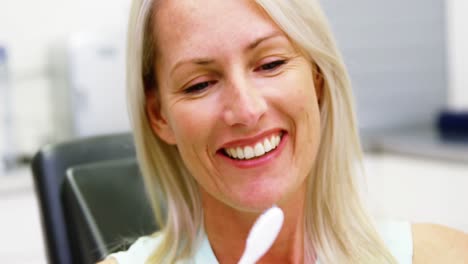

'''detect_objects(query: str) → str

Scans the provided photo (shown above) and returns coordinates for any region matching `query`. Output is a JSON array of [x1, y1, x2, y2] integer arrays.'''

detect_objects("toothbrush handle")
[[237, 254, 252, 264]]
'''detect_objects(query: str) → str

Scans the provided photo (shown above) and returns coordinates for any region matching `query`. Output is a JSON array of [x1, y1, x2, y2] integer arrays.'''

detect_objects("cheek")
[[286, 74, 321, 149], [298, 87, 321, 136], [170, 111, 204, 146], [281, 74, 319, 120], [167, 100, 218, 152], [168, 108, 209, 177]]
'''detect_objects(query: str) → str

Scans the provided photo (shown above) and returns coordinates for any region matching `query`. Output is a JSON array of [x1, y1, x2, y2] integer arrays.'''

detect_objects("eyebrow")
[[170, 31, 284, 77], [247, 31, 283, 50]]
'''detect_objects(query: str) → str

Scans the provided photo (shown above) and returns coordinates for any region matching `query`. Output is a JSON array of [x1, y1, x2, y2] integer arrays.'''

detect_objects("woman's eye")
[[256, 60, 286, 72], [184, 80, 216, 94]]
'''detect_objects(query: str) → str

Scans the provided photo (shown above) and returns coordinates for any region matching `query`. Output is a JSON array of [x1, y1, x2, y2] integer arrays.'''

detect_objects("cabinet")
[[363, 153, 468, 233]]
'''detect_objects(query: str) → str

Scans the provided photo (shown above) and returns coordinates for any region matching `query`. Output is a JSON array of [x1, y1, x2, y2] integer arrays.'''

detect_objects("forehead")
[[152, 0, 282, 64]]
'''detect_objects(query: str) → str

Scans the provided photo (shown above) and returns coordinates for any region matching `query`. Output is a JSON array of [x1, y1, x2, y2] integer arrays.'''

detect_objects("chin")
[[231, 175, 308, 214], [227, 185, 287, 213]]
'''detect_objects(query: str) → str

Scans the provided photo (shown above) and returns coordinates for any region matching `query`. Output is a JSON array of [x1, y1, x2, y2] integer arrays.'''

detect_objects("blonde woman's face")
[[148, 0, 322, 211]]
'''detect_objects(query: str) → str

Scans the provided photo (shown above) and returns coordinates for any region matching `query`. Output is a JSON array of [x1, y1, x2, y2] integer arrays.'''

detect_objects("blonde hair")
[[126, 0, 397, 263]]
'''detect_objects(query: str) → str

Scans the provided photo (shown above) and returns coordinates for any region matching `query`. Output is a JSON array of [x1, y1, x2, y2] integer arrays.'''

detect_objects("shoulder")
[[97, 258, 117, 264], [412, 223, 468, 264], [100, 234, 164, 264]]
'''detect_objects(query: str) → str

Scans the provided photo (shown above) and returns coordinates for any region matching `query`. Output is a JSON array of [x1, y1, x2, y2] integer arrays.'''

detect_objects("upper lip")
[[218, 129, 285, 150]]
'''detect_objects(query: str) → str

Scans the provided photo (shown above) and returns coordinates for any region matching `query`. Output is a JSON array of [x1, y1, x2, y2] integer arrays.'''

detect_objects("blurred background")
[[0, 0, 467, 263]]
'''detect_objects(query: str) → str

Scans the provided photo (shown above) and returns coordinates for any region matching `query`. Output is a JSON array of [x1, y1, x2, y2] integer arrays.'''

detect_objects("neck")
[[202, 184, 309, 264]]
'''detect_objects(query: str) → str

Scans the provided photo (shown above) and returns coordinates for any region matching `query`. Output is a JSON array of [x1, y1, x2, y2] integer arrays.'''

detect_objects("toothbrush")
[[237, 205, 284, 264]]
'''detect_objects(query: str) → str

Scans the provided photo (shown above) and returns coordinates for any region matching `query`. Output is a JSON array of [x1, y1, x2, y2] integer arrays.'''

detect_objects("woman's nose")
[[222, 77, 267, 128]]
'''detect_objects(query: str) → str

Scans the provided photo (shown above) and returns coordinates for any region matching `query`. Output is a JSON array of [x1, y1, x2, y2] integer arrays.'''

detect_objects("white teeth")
[[244, 146, 254, 159], [274, 135, 280, 146], [224, 133, 283, 160], [254, 143, 265, 157], [236, 147, 244, 159], [263, 138, 272, 152], [229, 148, 238, 158]]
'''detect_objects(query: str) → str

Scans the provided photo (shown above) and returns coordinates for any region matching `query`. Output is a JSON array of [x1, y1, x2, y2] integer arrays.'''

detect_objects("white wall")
[[0, 0, 130, 72], [447, 0, 468, 110], [0, 0, 130, 154], [365, 154, 468, 233], [323, 0, 447, 131]]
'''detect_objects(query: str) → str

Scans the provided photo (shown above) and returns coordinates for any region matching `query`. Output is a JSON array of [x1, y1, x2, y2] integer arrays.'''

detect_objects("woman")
[[101, 0, 468, 263]]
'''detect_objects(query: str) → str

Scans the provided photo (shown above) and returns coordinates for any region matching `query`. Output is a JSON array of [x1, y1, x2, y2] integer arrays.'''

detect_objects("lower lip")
[[218, 133, 288, 169]]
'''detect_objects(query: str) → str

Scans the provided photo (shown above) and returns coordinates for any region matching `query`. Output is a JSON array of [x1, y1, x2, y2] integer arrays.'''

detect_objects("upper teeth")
[[224, 134, 282, 160]]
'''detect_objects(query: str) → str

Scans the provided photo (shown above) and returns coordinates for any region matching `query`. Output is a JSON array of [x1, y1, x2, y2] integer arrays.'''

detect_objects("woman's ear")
[[313, 63, 324, 106], [146, 90, 177, 145]]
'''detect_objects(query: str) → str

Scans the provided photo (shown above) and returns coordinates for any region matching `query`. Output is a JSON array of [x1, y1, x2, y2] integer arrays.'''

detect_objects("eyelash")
[[184, 80, 217, 94], [255, 59, 287, 72], [183, 60, 287, 94]]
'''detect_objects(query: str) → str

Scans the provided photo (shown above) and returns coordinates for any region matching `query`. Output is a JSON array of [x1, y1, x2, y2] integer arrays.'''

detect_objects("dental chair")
[[31, 133, 157, 264], [63, 158, 156, 263]]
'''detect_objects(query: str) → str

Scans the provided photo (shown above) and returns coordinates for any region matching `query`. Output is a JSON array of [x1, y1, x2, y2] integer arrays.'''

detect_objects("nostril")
[[222, 99, 267, 127]]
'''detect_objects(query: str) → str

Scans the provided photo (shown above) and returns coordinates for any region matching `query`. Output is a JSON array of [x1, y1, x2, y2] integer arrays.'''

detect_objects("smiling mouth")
[[221, 131, 285, 160]]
